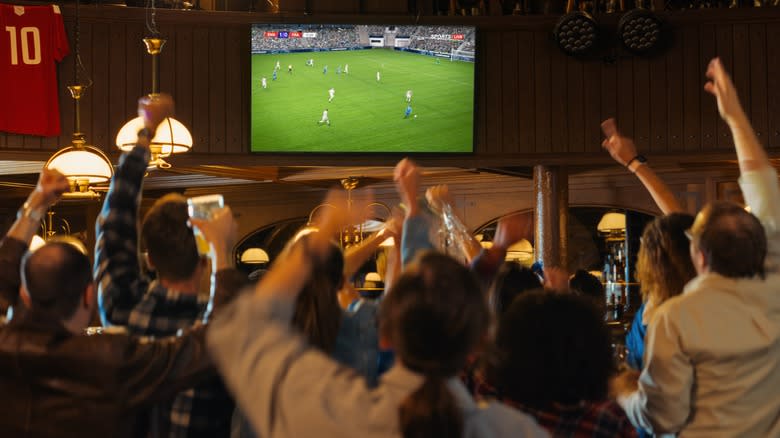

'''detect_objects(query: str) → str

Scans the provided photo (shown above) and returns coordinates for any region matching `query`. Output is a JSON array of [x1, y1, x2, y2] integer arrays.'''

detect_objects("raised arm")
[[342, 216, 399, 281], [94, 95, 174, 326], [207, 189, 380, 437], [426, 185, 482, 263], [0, 169, 69, 309], [601, 119, 683, 215], [394, 158, 435, 266], [705, 58, 768, 173]]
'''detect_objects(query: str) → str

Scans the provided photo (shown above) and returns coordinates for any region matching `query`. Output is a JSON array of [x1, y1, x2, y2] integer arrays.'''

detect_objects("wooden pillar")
[[533, 165, 568, 270]]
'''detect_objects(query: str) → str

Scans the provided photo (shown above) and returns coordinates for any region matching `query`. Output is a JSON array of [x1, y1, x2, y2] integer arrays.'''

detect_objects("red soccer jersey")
[[0, 4, 69, 137]]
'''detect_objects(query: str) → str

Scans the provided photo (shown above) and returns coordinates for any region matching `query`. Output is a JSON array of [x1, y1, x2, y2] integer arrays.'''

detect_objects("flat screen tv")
[[250, 24, 476, 153]]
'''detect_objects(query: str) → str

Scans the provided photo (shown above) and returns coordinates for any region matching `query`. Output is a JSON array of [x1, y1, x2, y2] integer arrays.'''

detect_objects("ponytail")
[[399, 376, 463, 438]]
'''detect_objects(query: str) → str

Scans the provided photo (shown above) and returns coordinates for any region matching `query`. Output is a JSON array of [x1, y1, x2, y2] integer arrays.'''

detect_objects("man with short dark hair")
[[96, 96, 238, 436], [613, 59, 780, 437]]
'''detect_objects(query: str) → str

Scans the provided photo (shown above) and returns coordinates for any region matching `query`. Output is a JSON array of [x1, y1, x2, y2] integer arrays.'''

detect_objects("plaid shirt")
[[95, 145, 234, 438], [462, 358, 636, 438]]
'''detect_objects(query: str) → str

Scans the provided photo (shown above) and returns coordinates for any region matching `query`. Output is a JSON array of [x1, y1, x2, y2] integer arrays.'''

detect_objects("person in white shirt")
[[328, 88, 335, 102], [207, 168, 548, 438], [612, 57, 780, 438], [317, 109, 330, 126], [405, 89, 412, 103], [344, 63, 349, 74], [376, 71, 381, 82], [261, 77, 267, 89]]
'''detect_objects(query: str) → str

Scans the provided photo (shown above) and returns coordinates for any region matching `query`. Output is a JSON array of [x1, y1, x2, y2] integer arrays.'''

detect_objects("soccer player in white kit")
[[261, 77, 267, 89], [376, 71, 381, 82], [405, 89, 412, 102], [318, 109, 330, 126], [275, 60, 280, 71], [344, 64, 349, 74], [328, 88, 335, 102]]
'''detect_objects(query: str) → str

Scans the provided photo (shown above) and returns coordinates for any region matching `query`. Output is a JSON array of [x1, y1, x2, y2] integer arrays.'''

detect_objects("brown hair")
[[380, 252, 489, 438], [691, 201, 766, 279], [141, 193, 201, 281], [636, 213, 697, 304], [291, 234, 344, 353]]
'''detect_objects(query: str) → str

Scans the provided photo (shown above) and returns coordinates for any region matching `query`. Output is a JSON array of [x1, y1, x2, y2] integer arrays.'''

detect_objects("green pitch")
[[250, 49, 474, 153]]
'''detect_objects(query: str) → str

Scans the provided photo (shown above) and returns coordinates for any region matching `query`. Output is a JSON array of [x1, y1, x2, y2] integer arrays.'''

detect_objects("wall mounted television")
[[250, 24, 476, 153]]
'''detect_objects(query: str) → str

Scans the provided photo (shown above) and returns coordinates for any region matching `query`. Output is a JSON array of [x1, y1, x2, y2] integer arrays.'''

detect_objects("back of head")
[[490, 262, 542, 317], [569, 269, 604, 303], [380, 252, 489, 438], [636, 213, 697, 303], [691, 201, 766, 279], [487, 291, 613, 408], [291, 234, 344, 353], [141, 193, 200, 281], [22, 242, 92, 320]]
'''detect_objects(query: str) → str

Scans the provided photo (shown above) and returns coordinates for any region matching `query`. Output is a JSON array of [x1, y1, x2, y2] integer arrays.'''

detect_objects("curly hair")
[[635, 213, 696, 305], [486, 291, 613, 408]]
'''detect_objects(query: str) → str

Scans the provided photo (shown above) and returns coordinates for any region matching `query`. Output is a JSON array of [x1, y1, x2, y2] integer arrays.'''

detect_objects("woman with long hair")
[[208, 189, 547, 438]]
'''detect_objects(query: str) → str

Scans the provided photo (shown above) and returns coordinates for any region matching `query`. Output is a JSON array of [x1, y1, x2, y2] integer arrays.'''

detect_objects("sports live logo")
[[264, 31, 303, 38], [452, 34, 465, 40]]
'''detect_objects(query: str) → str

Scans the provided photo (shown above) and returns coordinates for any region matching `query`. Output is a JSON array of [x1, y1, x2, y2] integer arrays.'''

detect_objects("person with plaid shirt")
[[95, 96, 237, 438], [482, 291, 636, 438]]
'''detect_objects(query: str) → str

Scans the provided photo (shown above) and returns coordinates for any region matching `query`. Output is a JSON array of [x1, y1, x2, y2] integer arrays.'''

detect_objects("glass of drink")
[[187, 194, 224, 255]]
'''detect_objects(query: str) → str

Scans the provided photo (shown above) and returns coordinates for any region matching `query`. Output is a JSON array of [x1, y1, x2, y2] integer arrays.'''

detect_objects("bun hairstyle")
[[380, 252, 489, 438]]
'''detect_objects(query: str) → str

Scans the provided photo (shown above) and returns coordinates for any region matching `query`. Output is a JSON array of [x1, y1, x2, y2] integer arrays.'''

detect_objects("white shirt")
[[208, 295, 548, 438], [620, 166, 780, 437]]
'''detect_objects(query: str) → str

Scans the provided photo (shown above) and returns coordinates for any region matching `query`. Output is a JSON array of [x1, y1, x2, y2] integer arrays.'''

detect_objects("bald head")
[[22, 242, 92, 319], [690, 201, 766, 279]]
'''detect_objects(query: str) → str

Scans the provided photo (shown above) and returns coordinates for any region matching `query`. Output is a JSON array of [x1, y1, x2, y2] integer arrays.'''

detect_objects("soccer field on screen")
[[250, 49, 474, 153]]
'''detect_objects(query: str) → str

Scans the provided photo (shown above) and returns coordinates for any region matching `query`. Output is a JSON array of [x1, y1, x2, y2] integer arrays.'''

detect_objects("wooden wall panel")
[[699, 23, 717, 152], [224, 27, 245, 154], [582, 60, 601, 154], [209, 28, 227, 154], [666, 35, 684, 153], [108, 23, 128, 151], [566, 58, 584, 153], [748, 24, 767, 143], [516, 31, 535, 154], [174, 26, 195, 132], [767, 23, 780, 150], [532, 31, 551, 154], [483, 31, 502, 153], [2, 7, 779, 166], [191, 27, 211, 151], [501, 32, 519, 153], [549, 45, 567, 153], [649, 55, 667, 154], [682, 26, 700, 153], [633, 57, 650, 152]]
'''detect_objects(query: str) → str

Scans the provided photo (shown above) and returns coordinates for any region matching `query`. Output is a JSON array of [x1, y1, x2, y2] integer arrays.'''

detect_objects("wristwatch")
[[17, 200, 44, 222], [626, 155, 647, 173]]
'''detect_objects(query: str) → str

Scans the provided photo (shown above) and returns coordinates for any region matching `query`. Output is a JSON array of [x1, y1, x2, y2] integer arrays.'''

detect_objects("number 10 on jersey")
[[5, 26, 41, 65]]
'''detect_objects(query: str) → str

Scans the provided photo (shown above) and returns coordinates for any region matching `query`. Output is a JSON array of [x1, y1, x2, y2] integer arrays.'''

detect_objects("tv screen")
[[250, 24, 476, 153]]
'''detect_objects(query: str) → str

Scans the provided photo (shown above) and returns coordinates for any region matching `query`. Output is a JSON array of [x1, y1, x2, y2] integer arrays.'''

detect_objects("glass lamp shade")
[[240, 248, 270, 264], [115, 116, 193, 156], [505, 239, 534, 264], [45, 145, 113, 184], [30, 235, 46, 252], [597, 212, 626, 234]]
